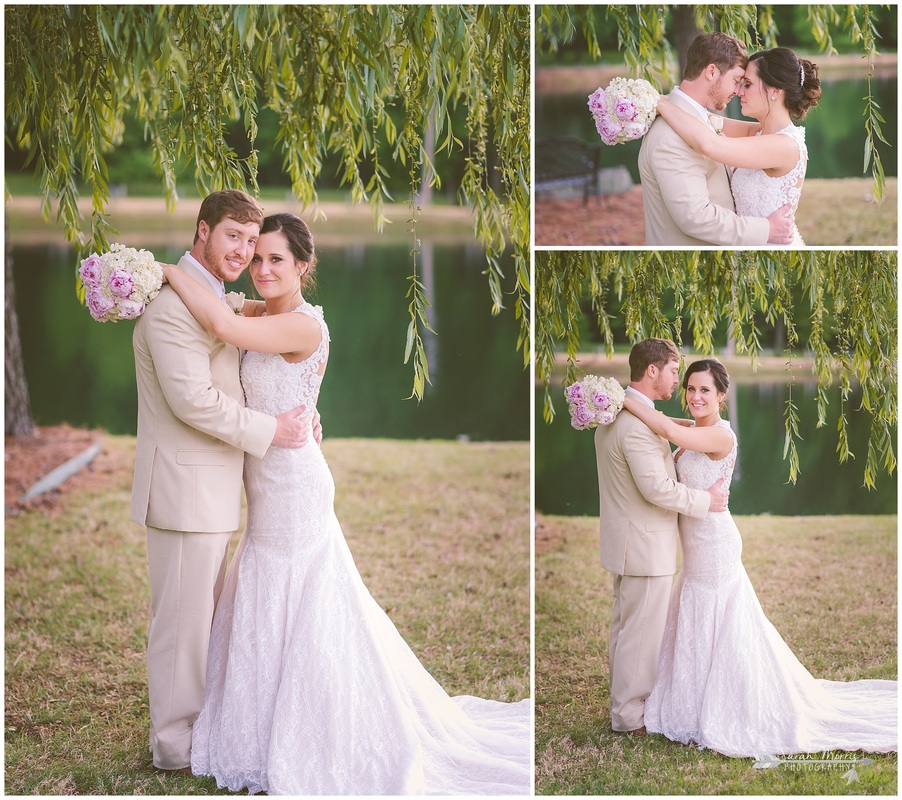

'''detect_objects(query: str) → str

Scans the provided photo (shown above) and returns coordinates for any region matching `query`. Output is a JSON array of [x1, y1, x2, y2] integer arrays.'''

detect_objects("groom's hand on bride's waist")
[[706, 479, 729, 513], [311, 410, 323, 446], [766, 203, 795, 245], [272, 404, 311, 449]]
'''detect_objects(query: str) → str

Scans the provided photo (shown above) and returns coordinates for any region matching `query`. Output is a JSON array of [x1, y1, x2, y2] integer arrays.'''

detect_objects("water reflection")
[[12, 241, 528, 441], [536, 382, 896, 517]]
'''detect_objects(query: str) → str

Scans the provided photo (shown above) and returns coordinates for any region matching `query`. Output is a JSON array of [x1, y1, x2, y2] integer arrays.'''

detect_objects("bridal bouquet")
[[565, 375, 625, 430], [79, 244, 163, 322], [588, 77, 660, 146]]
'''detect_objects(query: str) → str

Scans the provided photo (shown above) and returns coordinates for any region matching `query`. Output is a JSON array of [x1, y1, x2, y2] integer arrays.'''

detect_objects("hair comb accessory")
[[799, 62, 804, 87]]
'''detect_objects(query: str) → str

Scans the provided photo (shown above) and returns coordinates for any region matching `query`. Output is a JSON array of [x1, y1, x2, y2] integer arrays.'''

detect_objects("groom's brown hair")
[[683, 32, 748, 80], [629, 339, 681, 381], [193, 190, 265, 244]]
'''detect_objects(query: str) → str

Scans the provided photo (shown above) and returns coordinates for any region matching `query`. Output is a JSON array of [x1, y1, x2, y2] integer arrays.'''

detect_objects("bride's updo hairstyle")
[[749, 47, 821, 120], [682, 358, 730, 409], [261, 212, 318, 293]]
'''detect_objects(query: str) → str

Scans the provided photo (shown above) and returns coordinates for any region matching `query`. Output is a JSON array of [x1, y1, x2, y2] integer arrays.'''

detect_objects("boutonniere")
[[707, 113, 725, 136], [225, 291, 246, 315]]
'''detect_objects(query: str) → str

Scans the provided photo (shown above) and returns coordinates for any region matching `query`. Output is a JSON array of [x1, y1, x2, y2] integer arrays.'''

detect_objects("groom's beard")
[[203, 239, 249, 284], [708, 84, 736, 112], [653, 376, 678, 401]]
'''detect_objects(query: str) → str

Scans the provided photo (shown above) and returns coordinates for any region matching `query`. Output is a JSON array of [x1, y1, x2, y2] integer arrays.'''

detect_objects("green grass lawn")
[[535, 513, 898, 795], [5, 436, 530, 795], [798, 178, 897, 246]]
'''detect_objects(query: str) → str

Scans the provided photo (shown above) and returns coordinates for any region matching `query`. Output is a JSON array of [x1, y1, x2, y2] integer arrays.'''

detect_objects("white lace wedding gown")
[[731, 123, 808, 247], [645, 420, 897, 757], [190, 303, 531, 795]]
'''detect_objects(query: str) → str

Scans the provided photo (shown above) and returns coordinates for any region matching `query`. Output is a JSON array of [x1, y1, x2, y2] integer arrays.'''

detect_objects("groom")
[[638, 32, 795, 246], [131, 189, 317, 773], [595, 338, 726, 734]]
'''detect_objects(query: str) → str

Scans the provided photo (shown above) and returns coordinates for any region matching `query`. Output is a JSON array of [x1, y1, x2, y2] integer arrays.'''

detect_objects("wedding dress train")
[[190, 303, 531, 795], [645, 420, 897, 757]]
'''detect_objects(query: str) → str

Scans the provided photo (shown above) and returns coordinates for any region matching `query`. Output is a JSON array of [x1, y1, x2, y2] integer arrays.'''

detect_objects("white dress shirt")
[[625, 385, 656, 409], [184, 251, 226, 300], [670, 86, 714, 124]]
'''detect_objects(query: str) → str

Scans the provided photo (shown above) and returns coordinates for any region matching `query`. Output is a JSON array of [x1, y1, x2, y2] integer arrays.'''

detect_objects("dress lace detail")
[[644, 420, 897, 757], [190, 303, 531, 795], [731, 124, 808, 247]]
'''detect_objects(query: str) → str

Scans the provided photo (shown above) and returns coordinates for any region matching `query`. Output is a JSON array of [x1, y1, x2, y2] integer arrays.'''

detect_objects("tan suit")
[[638, 91, 770, 246], [131, 257, 276, 769], [595, 395, 709, 731]]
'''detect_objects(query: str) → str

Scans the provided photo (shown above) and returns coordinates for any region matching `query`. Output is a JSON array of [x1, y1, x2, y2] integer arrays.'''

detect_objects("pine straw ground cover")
[[535, 513, 897, 795], [5, 432, 530, 795], [534, 177, 898, 247]]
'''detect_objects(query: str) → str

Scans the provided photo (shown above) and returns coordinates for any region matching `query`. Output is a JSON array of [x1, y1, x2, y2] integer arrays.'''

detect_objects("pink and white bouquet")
[[588, 77, 660, 146], [79, 244, 163, 322], [565, 375, 625, 430]]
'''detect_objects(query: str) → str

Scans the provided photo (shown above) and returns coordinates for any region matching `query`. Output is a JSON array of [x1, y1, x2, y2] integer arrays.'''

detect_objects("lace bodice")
[[240, 303, 329, 416], [674, 420, 740, 581], [674, 420, 737, 491], [731, 124, 807, 245]]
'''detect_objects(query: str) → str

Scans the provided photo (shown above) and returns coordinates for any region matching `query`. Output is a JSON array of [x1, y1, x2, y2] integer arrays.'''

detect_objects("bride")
[[656, 47, 821, 247], [622, 359, 896, 757], [162, 213, 531, 795]]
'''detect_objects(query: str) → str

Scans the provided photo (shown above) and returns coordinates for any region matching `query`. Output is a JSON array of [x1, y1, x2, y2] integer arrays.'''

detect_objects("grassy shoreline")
[[535, 512, 898, 795], [4, 191, 476, 247], [5, 435, 530, 795]]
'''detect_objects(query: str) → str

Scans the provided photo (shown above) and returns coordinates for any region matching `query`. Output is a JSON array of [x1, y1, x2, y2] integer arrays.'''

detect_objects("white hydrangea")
[[588, 77, 660, 146], [79, 243, 163, 322]]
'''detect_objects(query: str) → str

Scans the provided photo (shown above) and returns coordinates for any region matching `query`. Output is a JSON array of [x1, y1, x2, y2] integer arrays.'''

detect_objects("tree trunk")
[[673, 6, 702, 78], [5, 216, 33, 436], [420, 104, 435, 206]]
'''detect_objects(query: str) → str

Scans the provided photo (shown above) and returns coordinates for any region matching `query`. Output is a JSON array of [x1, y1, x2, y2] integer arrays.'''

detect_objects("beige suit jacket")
[[638, 91, 770, 246], [130, 257, 276, 533], [595, 407, 709, 577]]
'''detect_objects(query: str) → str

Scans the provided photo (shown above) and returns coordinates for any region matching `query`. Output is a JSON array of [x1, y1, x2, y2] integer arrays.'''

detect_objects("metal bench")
[[535, 136, 602, 205]]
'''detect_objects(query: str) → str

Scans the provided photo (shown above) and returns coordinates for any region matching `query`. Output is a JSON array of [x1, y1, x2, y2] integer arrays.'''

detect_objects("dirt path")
[[535, 187, 645, 247], [5, 425, 130, 516]]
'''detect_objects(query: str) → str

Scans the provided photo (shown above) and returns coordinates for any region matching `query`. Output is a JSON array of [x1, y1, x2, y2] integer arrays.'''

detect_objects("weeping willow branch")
[[535, 250, 897, 489], [535, 4, 893, 203], [5, 5, 529, 400]]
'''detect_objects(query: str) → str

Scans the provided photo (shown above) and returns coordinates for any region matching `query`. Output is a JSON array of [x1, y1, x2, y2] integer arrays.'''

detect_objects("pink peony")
[[623, 121, 648, 140], [614, 97, 637, 121], [79, 255, 103, 287], [572, 403, 596, 430], [116, 298, 145, 319], [587, 88, 607, 116], [588, 78, 660, 147], [86, 287, 116, 321], [595, 116, 623, 145], [565, 383, 585, 403], [592, 391, 611, 411], [108, 268, 135, 298]]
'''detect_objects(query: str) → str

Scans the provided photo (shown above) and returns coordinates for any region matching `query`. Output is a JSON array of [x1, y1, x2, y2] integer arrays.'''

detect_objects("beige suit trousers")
[[146, 526, 233, 769], [609, 573, 672, 732]]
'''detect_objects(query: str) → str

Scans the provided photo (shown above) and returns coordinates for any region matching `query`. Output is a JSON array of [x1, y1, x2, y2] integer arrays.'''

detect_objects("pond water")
[[536, 381, 897, 517], [537, 74, 898, 184], [11, 240, 528, 441]]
